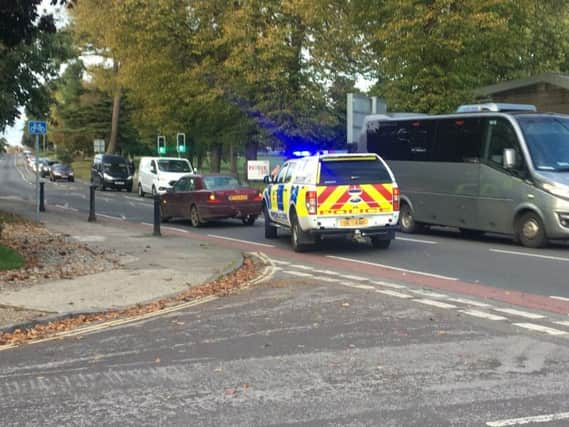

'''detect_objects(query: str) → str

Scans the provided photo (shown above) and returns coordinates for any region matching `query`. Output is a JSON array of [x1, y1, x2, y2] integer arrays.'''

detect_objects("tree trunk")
[[210, 144, 222, 173], [106, 61, 121, 154], [243, 140, 258, 183], [229, 143, 237, 174]]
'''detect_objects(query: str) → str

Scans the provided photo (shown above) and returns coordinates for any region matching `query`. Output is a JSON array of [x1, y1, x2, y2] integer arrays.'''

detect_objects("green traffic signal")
[[176, 133, 186, 154], [157, 135, 166, 155]]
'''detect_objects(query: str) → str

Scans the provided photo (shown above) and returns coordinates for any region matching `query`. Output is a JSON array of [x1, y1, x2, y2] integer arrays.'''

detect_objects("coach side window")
[[434, 118, 484, 163]]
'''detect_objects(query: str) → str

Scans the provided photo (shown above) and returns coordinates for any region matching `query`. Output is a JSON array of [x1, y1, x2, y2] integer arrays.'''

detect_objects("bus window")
[[434, 118, 484, 163]]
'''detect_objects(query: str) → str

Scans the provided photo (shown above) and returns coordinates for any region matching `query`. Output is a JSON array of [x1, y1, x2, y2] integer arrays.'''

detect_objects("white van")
[[137, 157, 194, 197]]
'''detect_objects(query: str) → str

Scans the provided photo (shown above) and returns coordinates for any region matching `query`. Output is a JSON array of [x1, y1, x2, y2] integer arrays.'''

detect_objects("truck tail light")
[[393, 187, 400, 211], [306, 190, 317, 215]]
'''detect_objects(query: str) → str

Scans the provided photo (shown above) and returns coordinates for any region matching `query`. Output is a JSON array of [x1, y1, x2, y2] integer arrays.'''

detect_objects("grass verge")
[[0, 245, 24, 271]]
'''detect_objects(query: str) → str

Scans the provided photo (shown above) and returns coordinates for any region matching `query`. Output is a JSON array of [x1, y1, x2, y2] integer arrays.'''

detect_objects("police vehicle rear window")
[[318, 158, 391, 185]]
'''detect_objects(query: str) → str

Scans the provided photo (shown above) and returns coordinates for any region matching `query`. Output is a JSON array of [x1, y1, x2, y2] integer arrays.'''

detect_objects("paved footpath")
[[0, 197, 243, 329]]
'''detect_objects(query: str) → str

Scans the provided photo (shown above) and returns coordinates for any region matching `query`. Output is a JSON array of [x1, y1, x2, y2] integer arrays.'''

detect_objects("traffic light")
[[157, 135, 166, 155], [176, 133, 186, 154]]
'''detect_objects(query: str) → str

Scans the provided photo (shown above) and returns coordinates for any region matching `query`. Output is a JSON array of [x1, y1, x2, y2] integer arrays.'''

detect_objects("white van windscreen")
[[157, 160, 192, 173]]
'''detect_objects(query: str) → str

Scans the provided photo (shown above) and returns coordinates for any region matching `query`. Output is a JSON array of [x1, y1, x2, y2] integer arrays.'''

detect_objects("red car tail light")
[[252, 192, 263, 201], [393, 187, 400, 211], [306, 190, 317, 215]]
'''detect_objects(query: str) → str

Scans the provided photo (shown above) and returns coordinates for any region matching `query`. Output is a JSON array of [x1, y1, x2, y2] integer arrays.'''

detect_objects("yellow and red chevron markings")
[[316, 184, 394, 215]]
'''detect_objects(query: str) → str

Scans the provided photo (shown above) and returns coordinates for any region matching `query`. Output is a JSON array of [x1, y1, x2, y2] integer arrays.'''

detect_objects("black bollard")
[[39, 181, 45, 212], [153, 194, 161, 236], [88, 184, 96, 222]]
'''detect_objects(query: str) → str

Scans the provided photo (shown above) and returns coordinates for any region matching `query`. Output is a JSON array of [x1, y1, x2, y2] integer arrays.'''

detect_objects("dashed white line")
[[342, 283, 376, 290], [409, 289, 449, 299], [282, 270, 314, 277], [327, 256, 458, 281], [459, 310, 507, 321], [337, 274, 369, 281], [55, 204, 79, 212], [272, 260, 291, 266], [375, 289, 413, 299], [98, 213, 124, 221], [494, 308, 545, 320], [396, 236, 438, 244], [550, 295, 569, 302], [486, 412, 569, 426], [371, 280, 407, 290], [513, 323, 567, 336], [490, 248, 569, 263], [554, 320, 569, 327], [207, 234, 276, 248], [414, 299, 457, 309], [161, 226, 188, 233], [446, 297, 492, 308], [291, 265, 315, 270], [318, 277, 342, 283]]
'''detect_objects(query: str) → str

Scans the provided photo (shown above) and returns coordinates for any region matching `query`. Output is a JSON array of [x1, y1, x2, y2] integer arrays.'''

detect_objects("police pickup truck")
[[263, 153, 400, 252]]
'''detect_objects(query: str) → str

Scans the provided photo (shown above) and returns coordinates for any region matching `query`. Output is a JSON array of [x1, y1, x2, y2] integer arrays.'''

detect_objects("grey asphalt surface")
[[1, 271, 569, 426], [2, 153, 569, 298]]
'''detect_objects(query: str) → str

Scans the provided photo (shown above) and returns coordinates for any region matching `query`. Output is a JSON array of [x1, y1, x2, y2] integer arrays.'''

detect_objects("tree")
[[358, 0, 569, 113], [0, 0, 70, 131], [0, 137, 8, 153]]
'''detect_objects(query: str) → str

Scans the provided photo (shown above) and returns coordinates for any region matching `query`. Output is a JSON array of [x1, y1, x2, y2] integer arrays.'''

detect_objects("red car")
[[160, 174, 263, 226]]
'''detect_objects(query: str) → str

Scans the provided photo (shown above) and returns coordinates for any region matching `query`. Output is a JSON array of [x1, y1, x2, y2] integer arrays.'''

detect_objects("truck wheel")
[[516, 212, 547, 248], [290, 212, 309, 252], [399, 203, 424, 233], [371, 237, 391, 249], [264, 205, 277, 238]]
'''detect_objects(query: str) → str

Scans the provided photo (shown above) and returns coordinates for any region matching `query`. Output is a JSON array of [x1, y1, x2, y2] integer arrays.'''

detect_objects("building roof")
[[475, 72, 569, 96]]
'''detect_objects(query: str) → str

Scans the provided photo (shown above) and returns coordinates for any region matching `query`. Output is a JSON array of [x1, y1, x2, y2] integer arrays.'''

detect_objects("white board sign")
[[247, 160, 270, 180], [93, 139, 105, 153]]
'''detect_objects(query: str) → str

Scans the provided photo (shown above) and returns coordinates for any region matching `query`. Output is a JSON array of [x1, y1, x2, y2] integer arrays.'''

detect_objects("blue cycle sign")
[[28, 121, 47, 135]]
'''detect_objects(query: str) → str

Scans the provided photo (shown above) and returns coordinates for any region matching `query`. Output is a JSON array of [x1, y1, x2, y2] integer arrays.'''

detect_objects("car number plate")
[[115, 181, 124, 185], [229, 194, 248, 201], [339, 218, 368, 227]]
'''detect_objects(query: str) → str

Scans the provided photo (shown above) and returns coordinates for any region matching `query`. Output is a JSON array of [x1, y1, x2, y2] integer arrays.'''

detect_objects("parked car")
[[160, 174, 263, 226], [50, 163, 74, 182], [138, 156, 195, 197], [91, 154, 133, 191]]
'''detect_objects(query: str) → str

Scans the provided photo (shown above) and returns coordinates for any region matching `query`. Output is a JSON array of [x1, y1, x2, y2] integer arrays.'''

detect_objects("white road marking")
[[409, 289, 449, 299], [490, 248, 569, 263], [494, 308, 545, 319], [55, 204, 79, 212], [291, 265, 315, 270], [513, 323, 567, 336], [396, 236, 438, 244], [338, 274, 369, 281], [376, 289, 413, 299], [272, 260, 291, 266], [141, 222, 153, 227], [414, 299, 457, 309], [207, 234, 276, 248], [97, 213, 124, 221], [459, 310, 507, 321], [486, 412, 569, 426], [318, 277, 342, 283], [327, 256, 458, 281], [550, 295, 569, 302], [342, 283, 376, 290], [446, 297, 492, 308], [281, 270, 314, 277], [554, 320, 569, 327], [371, 280, 407, 290], [161, 226, 188, 233]]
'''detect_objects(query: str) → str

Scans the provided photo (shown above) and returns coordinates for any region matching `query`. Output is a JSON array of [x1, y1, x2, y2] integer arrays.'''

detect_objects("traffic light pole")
[[35, 134, 40, 222]]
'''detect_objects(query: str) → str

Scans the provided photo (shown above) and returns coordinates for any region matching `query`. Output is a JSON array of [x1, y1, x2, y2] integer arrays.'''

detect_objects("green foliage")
[[0, 245, 25, 271]]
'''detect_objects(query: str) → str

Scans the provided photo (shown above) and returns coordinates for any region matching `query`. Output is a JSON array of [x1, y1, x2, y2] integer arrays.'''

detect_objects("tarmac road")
[[2, 153, 569, 300], [1, 270, 569, 426]]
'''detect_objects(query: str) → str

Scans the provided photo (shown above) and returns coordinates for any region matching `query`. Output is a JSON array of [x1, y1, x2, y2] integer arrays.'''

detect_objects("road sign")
[[157, 135, 166, 155], [28, 121, 47, 135], [176, 133, 186, 154], [93, 139, 105, 153], [247, 160, 270, 180], [346, 94, 386, 145]]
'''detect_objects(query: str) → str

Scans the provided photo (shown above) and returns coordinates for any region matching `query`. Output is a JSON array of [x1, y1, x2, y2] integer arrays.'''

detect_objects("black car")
[[91, 154, 133, 191], [50, 163, 74, 182]]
